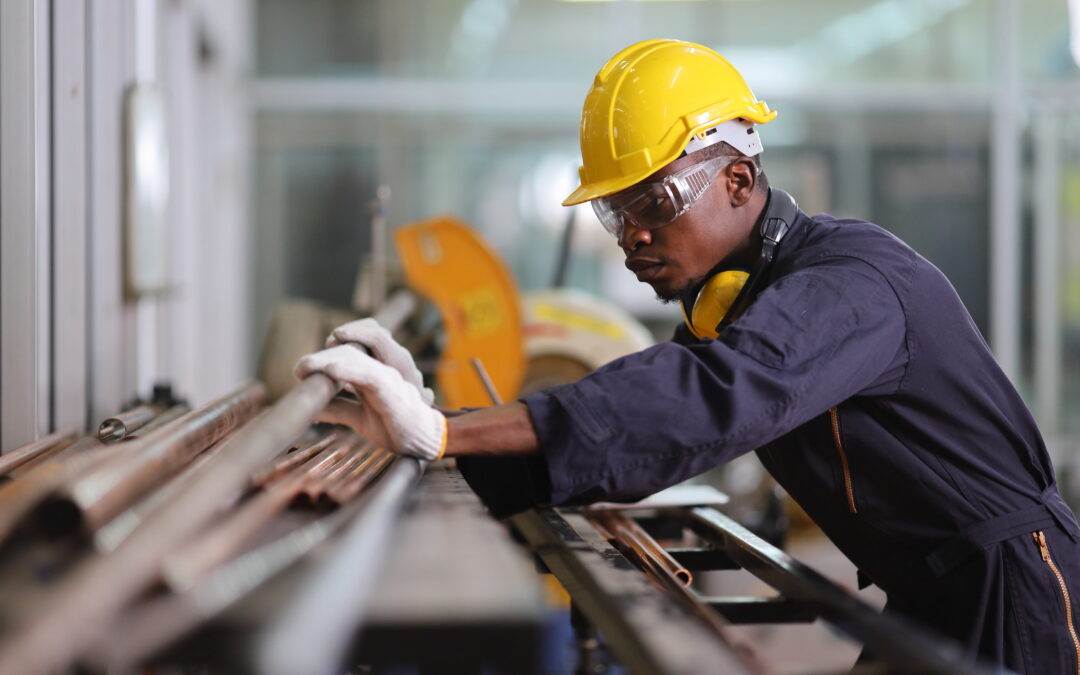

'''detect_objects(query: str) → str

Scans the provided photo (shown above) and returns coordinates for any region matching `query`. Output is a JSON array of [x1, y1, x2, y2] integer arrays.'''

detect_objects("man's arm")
[[445, 403, 540, 457]]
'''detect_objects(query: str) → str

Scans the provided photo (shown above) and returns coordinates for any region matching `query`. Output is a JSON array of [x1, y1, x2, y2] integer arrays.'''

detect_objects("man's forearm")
[[444, 402, 540, 457]]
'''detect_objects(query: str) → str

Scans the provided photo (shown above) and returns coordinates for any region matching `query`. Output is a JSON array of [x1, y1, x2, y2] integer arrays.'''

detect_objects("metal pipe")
[[62, 382, 266, 531], [93, 437, 232, 553], [587, 511, 693, 586], [0, 428, 78, 476], [323, 450, 394, 506], [0, 293, 416, 675], [88, 466, 389, 674], [300, 439, 372, 503], [97, 404, 159, 443], [250, 428, 339, 487], [0, 437, 118, 545], [162, 445, 325, 591], [470, 357, 503, 405], [255, 456, 423, 675], [126, 404, 190, 438]]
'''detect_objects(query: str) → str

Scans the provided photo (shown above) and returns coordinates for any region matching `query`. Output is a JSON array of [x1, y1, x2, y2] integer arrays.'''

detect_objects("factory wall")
[[249, 0, 1080, 476], [0, 0, 254, 450]]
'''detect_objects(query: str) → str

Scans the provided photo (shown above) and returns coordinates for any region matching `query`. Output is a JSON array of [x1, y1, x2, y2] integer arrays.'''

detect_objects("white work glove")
[[294, 345, 447, 461], [326, 318, 434, 405]]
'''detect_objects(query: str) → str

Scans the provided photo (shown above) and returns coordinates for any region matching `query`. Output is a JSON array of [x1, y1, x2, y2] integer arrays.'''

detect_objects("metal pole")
[[990, 0, 1022, 382], [1033, 102, 1063, 435]]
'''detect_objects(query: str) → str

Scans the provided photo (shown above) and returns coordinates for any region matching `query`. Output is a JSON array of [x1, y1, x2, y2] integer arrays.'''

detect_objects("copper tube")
[[0, 292, 415, 675], [250, 429, 339, 487], [97, 405, 160, 443], [62, 382, 266, 531], [587, 511, 693, 586], [0, 438, 124, 545], [301, 440, 373, 502], [0, 429, 78, 476], [324, 451, 395, 506]]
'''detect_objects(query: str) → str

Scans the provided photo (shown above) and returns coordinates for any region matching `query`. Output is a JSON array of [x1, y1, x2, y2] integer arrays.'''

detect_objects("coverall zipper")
[[1034, 530, 1080, 674], [828, 407, 857, 514]]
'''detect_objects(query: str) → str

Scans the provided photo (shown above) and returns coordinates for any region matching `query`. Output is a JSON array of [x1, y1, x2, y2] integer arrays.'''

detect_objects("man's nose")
[[618, 220, 652, 251]]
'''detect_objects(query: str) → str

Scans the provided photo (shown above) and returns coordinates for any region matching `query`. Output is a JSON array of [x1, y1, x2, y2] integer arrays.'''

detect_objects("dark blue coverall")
[[458, 210, 1080, 673]]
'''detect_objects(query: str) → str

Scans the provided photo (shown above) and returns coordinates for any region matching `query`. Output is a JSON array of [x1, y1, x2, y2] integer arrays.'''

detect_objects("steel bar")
[[98, 404, 159, 443], [587, 511, 693, 586], [687, 507, 1000, 675], [61, 382, 266, 531], [0, 294, 416, 675], [0, 428, 78, 476], [469, 357, 504, 405], [255, 456, 420, 675]]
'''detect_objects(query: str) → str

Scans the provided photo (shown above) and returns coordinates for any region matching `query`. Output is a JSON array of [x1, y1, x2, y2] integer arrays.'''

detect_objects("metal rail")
[[511, 508, 763, 675], [686, 507, 1008, 675]]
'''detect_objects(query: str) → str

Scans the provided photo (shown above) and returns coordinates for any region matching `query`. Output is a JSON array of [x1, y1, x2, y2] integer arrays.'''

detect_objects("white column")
[[989, 0, 1022, 382], [1, 0, 52, 449]]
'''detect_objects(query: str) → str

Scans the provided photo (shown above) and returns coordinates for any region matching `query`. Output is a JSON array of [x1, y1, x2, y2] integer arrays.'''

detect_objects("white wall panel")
[[1, 0, 51, 450], [52, 0, 90, 433]]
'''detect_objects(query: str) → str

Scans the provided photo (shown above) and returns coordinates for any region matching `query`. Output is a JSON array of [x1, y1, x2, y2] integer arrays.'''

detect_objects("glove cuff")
[[409, 409, 448, 462]]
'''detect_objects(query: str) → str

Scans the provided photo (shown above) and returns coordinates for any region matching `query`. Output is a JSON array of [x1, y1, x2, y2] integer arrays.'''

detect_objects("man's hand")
[[294, 345, 447, 461], [325, 318, 434, 405]]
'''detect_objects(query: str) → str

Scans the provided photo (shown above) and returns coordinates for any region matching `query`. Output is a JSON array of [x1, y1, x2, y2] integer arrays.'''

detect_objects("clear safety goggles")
[[592, 155, 734, 239]]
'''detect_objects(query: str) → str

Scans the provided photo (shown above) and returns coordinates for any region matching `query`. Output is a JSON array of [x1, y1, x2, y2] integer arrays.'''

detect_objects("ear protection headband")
[[681, 187, 797, 339]]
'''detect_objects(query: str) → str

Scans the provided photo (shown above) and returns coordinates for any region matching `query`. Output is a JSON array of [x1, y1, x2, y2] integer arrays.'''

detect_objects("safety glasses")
[[592, 155, 734, 238]]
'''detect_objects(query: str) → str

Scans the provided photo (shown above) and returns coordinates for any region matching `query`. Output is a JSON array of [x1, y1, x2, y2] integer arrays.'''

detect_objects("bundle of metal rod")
[[89, 457, 411, 674], [324, 449, 395, 506], [0, 404, 192, 546], [586, 510, 693, 586], [250, 428, 340, 487], [93, 438, 233, 553], [54, 382, 266, 532], [0, 291, 417, 675], [162, 433, 375, 591], [0, 428, 78, 477], [0, 437, 120, 545], [98, 404, 160, 443]]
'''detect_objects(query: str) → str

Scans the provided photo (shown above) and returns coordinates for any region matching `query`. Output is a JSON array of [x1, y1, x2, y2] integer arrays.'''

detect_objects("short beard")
[[655, 275, 705, 304]]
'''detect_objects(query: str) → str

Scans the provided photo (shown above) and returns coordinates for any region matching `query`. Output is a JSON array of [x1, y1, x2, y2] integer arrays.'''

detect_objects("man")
[[295, 40, 1080, 673]]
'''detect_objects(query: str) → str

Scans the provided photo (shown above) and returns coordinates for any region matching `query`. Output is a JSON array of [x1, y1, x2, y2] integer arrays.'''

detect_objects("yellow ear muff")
[[681, 270, 750, 340]]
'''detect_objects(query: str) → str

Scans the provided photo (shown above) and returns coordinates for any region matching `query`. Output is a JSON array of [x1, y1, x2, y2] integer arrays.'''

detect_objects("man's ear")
[[725, 156, 757, 207]]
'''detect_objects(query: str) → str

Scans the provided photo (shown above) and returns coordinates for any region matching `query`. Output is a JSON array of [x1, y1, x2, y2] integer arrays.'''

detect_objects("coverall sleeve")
[[459, 256, 907, 516]]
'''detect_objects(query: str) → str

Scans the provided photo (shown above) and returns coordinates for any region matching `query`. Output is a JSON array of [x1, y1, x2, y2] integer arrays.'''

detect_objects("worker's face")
[[616, 154, 760, 301]]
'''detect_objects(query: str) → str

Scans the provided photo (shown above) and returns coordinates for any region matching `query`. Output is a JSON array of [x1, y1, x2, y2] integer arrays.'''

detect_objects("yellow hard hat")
[[563, 39, 776, 207]]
